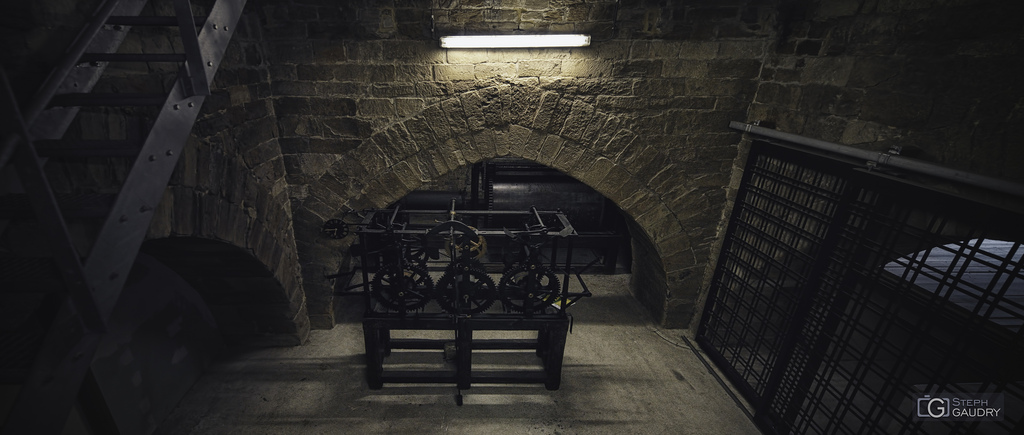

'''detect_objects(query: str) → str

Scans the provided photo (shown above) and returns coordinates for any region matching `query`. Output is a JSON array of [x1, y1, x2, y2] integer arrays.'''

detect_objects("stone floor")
[[155, 274, 760, 434]]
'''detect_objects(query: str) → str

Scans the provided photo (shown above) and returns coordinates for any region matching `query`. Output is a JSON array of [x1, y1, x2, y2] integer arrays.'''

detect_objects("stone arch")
[[147, 186, 309, 345], [298, 82, 704, 328]]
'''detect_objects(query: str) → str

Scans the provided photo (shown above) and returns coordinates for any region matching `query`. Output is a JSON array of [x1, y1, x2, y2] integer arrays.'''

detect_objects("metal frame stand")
[[350, 206, 589, 398], [363, 314, 569, 392]]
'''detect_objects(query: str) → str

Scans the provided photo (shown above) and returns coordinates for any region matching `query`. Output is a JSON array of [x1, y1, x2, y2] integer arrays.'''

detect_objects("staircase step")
[[79, 53, 187, 63], [105, 15, 206, 26], [35, 139, 141, 158], [0, 193, 115, 219], [48, 93, 166, 107]]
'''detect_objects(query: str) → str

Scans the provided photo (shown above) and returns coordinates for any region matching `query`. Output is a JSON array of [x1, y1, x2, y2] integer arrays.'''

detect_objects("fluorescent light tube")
[[440, 34, 591, 49]]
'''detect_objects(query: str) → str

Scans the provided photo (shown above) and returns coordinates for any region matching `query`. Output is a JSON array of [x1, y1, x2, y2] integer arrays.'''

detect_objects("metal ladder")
[[0, 0, 246, 432]]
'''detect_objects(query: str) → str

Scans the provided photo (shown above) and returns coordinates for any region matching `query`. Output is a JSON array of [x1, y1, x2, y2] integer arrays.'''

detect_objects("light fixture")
[[439, 34, 591, 49]]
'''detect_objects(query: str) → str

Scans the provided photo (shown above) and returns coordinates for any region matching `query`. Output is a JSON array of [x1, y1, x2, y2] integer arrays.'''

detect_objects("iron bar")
[[78, 53, 187, 63], [175, 0, 210, 96], [82, 0, 247, 323], [730, 121, 1024, 198], [105, 15, 207, 26]]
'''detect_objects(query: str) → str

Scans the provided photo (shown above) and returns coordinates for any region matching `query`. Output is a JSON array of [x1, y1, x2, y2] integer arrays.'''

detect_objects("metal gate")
[[697, 140, 1024, 434]]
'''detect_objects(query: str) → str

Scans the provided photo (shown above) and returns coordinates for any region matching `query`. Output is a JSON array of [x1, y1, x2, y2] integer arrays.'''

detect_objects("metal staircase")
[[0, 0, 246, 432]]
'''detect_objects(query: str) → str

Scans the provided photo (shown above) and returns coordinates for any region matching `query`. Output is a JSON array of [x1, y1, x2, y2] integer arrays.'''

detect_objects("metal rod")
[[175, 0, 210, 96], [387, 204, 401, 228], [530, 206, 544, 228], [78, 53, 187, 63], [105, 15, 207, 26], [729, 121, 1024, 198]]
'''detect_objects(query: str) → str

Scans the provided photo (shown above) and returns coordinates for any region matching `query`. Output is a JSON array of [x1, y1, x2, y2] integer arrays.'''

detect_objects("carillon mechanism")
[[346, 203, 591, 399]]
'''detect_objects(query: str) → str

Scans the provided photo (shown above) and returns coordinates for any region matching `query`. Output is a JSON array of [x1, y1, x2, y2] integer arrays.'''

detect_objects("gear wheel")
[[370, 264, 434, 312], [435, 266, 497, 314], [499, 265, 561, 313]]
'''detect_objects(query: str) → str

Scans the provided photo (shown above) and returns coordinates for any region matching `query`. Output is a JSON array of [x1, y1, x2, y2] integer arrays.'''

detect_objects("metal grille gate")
[[697, 140, 1024, 434]]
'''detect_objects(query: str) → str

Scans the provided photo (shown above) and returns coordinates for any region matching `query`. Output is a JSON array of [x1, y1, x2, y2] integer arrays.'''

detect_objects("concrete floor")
[[155, 274, 760, 434]]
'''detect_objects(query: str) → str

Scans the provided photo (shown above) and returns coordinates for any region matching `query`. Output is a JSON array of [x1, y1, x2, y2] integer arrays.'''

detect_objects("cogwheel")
[[499, 265, 561, 313], [370, 264, 434, 312], [435, 266, 497, 314]]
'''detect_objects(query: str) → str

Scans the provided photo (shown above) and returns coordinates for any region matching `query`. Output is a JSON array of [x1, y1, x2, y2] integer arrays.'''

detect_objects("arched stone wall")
[[147, 188, 309, 346], [136, 7, 311, 345], [294, 82, 707, 328]]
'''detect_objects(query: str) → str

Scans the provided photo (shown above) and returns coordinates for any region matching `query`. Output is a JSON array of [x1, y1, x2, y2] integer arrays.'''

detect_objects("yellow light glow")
[[440, 34, 591, 49]]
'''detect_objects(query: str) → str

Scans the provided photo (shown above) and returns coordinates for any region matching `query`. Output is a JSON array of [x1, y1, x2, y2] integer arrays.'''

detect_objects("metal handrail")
[[730, 121, 1024, 198]]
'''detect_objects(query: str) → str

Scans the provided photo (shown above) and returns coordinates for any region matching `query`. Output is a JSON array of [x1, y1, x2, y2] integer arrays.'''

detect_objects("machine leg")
[[536, 325, 549, 357], [456, 319, 472, 390], [363, 322, 385, 390], [543, 321, 569, 390]]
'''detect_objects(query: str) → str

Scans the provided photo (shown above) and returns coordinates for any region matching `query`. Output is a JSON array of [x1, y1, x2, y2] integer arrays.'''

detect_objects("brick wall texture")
[[6, 0, 1022, 333], [257, 0, 1024, 330]]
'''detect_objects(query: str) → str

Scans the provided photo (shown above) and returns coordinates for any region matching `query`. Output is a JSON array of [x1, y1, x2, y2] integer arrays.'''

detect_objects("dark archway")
[[142, 237, 307, 346], [294, 83, 705, 328]]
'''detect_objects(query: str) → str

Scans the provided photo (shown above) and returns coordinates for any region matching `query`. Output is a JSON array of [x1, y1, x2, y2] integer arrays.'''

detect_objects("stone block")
[[395, 64, 433, 83], [506, 127, 537, 158], [551, 142, 585, 174], [312, 40, 347, 63], [404, 115, 440, 147], [516, 130, 546, 161], [460, 90, 487, 131], [662, 59, 708, 78], [611, 59, 663, 78], [601, 128, 637, 158], [316, 81, 366, 96], [518, 60, 561, 77], [410, 152, 442, 183], [546, 97, 575, 134], [561, 59, 613, 78], [559, 100, 599, 142], [272, 95, 307, 114], [536, 135, 565, 167], [473, 63, 517, 80], [755, 82, 802, 108], [306, 98, 358, 116], [800, 56, 855, 86], [458, 136, 486, 165], [434, 64, 476, 81], [490, 128, 512, 157], [358, 138, 395, 174], [717, 40, 766, 59], [235, 119, 278, 148], [387, 124, 423, 160], [595, 164, 633, 203], [472, 128, 500, 158], [358, 98, 393, 117], [321, 117, 369, 138], [440, 97, 471, 136], [707, 59, 763, 79], [266, 40, 312, 65], [416, 104, 452, 142], [530, 91, 560, 131], [847, 56, 899, 89], [860, 90, 933, 129], [147, 187, 174, 239], [685, 78, 756, 96], [392, 159, 426, 191], [395, 97, 425, 117], [575, 156, 615, 188]]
